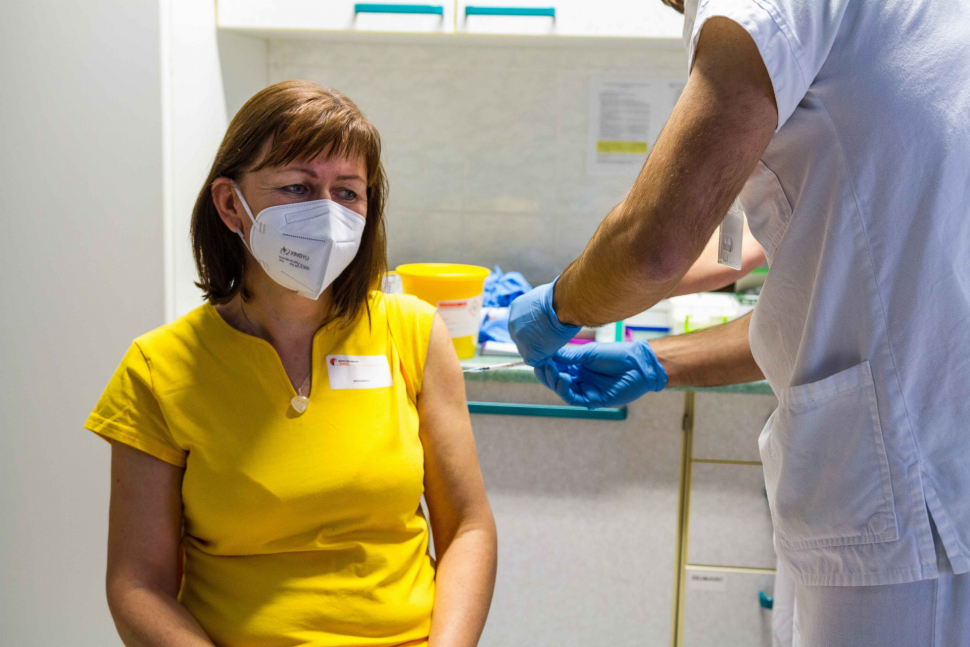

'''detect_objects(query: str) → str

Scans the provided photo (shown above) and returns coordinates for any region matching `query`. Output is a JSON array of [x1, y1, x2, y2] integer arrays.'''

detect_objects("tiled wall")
[[269, 36, 687, 285]]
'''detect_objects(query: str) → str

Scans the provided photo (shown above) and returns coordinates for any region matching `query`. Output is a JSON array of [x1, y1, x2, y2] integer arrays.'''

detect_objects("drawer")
[[682, 568, 774, 647], [692, 392, 776, 462], [687, 463, 775, 569], [219, 0, 457, 34]]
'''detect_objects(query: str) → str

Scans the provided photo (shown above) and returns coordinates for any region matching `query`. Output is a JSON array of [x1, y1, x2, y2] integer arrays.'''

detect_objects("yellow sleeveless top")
[[85, 293, 437, 647]]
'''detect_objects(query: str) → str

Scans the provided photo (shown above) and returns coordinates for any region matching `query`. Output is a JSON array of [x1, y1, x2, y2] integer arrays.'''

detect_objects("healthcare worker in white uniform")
[[508, 0, 970, 644]]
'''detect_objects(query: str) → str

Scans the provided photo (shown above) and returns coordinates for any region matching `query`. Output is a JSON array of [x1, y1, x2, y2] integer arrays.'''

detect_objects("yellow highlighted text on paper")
[[596, 140, 648, 154]]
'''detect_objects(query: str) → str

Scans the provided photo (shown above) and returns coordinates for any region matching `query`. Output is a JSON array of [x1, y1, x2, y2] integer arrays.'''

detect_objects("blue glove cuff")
[[508, 277, 584, 367], [633, 340, 668, 391], [542, 277, 583, 337]]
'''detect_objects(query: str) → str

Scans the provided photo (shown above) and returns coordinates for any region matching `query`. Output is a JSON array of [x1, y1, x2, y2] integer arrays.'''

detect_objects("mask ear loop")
[[230, 180, 259, 252]]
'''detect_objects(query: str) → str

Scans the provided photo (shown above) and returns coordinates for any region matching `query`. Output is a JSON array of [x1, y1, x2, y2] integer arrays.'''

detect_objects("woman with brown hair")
[[85, 80, 497, 647]]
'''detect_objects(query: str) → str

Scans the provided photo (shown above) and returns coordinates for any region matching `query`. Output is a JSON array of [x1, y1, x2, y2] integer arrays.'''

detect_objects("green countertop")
[[461, 352, 774, 396]]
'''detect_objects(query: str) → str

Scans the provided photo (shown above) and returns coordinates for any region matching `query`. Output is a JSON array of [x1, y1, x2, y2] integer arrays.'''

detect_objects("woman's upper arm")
[[669, 220, 766, 297], [107, 441, 184, 599], [740, 219, 767, 273], [417, 314, 493, 543]]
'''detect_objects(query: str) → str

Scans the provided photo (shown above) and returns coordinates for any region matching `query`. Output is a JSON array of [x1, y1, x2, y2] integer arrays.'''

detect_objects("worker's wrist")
[[649, 337, 685, 388], [633, 340, 669, 391], [551, 275, 582, 327]]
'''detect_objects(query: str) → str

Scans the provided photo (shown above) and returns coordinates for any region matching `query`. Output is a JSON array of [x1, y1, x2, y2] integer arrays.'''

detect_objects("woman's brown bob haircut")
[[191, 80, 388, 326]]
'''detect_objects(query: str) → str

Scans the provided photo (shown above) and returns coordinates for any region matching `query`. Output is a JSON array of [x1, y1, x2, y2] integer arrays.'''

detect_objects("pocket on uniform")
[[760, 361, 898, 551]]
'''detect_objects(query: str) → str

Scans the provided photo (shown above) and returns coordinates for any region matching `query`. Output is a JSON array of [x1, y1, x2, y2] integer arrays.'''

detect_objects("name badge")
[[326, 355, 393, 390], [717, 199, 744, 271]]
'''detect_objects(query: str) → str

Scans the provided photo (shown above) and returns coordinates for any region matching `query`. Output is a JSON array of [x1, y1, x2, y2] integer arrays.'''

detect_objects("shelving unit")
[[463, 366, 778, 647], [671, 391, 778, 647], [216, 0, 683, 39]]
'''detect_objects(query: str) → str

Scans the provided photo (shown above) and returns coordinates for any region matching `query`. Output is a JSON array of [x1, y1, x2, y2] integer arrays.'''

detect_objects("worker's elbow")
[[632, 241, 693, 284]]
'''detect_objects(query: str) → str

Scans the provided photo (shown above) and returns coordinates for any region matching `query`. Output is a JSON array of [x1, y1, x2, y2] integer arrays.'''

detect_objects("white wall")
[[162, 0, 230, 320], [162, 1, 269, 322], [217, 29, 270, 122], [0, 1, 164, 644]]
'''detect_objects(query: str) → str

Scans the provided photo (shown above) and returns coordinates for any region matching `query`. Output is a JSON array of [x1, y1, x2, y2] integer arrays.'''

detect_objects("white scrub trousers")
[[772, 558, 795, 647], [791, 521, 970, 647]]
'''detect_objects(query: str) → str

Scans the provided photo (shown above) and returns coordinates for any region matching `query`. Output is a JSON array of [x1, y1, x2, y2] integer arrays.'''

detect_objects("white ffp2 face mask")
[[232, 182, 367, 300]]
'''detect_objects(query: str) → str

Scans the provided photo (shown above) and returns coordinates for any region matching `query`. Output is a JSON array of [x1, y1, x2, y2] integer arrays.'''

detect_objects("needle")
[[462, 360, 527, 373]]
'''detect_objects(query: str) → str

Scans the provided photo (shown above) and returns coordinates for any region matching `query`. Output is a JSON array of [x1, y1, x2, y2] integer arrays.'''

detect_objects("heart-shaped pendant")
[[291, 394, 309, 413]]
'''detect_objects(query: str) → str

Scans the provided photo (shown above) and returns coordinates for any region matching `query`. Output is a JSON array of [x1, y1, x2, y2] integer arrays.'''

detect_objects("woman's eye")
[[282, 184, 308, 195], [337, 188, 358, 201]]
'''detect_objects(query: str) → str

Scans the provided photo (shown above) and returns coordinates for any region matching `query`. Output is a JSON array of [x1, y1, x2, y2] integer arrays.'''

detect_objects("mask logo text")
[[280, 246, 310, 262]]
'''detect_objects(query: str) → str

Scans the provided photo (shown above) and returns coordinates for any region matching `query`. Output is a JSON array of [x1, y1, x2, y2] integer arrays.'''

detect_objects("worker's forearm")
[[553, 18, 776, 329], [651, 312, 763, 388], [109, 584, 215, 647], [553, 100, 742, 328], [554, 202, 683, 327], [553, 115, 738, 328], [428, 523, 498, 647]]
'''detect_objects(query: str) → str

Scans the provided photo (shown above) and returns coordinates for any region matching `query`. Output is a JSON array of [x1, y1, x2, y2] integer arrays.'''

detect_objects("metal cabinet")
[[460, 376, 778, 647], [672, 390, 779, 647]]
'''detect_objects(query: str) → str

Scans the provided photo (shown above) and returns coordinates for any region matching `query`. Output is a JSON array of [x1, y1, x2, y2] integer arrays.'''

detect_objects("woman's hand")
[[418, 314, 498, 647], [106, 443, 215, 646]]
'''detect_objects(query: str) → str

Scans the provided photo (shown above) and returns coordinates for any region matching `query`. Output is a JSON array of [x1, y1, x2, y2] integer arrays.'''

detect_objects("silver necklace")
[[240, 302, 312, 414]]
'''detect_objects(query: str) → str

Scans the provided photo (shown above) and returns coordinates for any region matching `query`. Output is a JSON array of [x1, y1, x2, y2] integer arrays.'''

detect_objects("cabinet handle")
[[465, 6, 555, 18], [355, 3, 444, 15], [759, 590, 774, 610], [468, 401, 627, 420]]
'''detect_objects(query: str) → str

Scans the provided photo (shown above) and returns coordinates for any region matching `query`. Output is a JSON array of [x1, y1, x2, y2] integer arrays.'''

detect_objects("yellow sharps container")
[[396, 263, 491, 360]]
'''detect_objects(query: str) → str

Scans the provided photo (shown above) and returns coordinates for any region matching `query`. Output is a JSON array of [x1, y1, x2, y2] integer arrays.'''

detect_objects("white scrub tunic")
[[683, 0, 970, 642]]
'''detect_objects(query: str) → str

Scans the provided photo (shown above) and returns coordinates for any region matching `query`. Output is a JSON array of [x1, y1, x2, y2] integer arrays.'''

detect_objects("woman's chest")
[[168, 362, 425, 552]]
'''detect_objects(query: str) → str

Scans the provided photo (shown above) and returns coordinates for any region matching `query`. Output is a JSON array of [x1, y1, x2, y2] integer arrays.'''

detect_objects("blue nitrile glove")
[[483, 266, 533, 307], [479, 308, 513, 344], [535, 340, 668, 409], [508, 279, 582, 366]]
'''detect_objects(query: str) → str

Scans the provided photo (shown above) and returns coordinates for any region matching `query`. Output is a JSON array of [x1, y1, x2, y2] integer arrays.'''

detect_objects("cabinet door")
[[457, 0, 683, 38], [687, 463, 775, 569], [692, 392, 777, 463], [218, 0, 456, 34], [682, 569, 774, 647]]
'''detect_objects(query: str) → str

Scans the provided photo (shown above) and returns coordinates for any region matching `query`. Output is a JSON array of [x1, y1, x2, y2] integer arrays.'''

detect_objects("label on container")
[[687, 572, 727, 592], [436, 295, 483, 338]]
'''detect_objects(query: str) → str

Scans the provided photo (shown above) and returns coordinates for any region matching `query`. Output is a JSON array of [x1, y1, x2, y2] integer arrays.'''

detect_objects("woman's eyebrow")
[[278, 168, 364, 184], [336, 174, 366, 183], [283, 166, 318, 178]]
